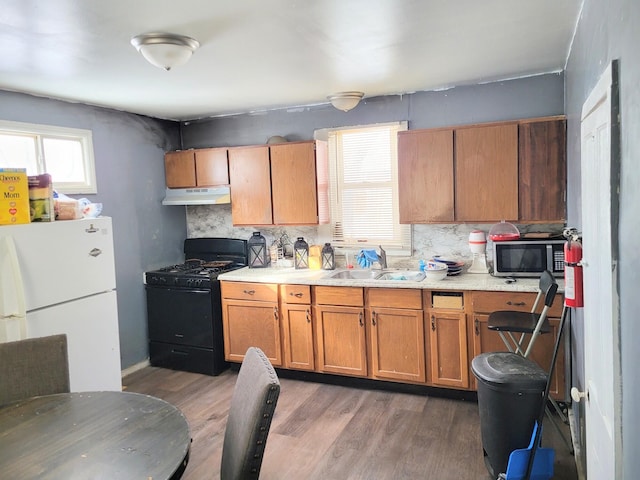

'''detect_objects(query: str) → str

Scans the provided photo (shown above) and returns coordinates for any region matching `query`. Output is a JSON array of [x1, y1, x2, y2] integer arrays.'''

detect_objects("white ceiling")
[[0, 0, 582, 121]]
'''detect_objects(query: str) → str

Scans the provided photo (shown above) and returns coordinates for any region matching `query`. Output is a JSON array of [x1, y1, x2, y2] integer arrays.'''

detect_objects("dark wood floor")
[[123, 366, 577, 480]]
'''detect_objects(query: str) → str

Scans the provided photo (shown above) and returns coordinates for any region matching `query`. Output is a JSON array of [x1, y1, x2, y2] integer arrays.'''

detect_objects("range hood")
[[162, 186, 231, 206]]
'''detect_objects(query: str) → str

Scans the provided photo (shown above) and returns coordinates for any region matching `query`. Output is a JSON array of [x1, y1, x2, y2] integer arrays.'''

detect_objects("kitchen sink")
[[327, 269, 426, 281], [375, 270, 426, 282], [327, 270, 380, 280]]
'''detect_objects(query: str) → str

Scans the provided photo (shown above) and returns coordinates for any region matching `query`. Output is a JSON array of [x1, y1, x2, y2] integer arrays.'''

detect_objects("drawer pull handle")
[[273, 306, 279, 321], [89, 248, 102, 257], [371, 311, 377, 326], [474, 318, 480, 335], [290, 292, 304, 298], [306, 309, 311, 323], [171, 349, 189, 356], [243, 289, 256, 295], [174, 334, 184, 338], [359, 312, 364, 327], [431, 315, 436, 331], [506, 301, 526, 306], [85, 224, 99, 233]]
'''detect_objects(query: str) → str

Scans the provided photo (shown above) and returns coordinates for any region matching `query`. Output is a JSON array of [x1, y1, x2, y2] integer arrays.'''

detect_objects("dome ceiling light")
[[131, 33, 200, 71], [327, 91, 364, 112]]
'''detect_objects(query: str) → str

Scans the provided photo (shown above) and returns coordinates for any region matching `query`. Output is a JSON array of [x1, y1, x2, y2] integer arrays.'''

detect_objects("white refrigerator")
[[0, 217, 122, 391]]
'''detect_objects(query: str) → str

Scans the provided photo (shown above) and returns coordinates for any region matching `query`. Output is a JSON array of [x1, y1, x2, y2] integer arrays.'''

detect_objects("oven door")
[[145, 286, 214, 348]]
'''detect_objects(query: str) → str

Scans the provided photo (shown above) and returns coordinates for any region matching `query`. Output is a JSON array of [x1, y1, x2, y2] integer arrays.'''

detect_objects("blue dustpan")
[[503, 422, 554, 480]]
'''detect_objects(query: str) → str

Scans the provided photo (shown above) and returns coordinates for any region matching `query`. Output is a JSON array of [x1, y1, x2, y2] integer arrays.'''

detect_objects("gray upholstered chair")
[[220, 347, 280, 480], [0, 334, 70, 407]]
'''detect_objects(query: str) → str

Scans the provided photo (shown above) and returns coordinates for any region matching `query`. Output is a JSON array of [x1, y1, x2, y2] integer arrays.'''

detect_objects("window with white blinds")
[[326, 122, 411, 254]]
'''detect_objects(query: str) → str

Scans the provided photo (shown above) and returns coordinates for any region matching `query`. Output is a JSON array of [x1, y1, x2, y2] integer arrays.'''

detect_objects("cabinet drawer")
[[280, 284, 311, 304], [367, 288, 422, 309], [472, 291, 563, 317], [221, 281, 278, 302], [314, 286, 364, 307]]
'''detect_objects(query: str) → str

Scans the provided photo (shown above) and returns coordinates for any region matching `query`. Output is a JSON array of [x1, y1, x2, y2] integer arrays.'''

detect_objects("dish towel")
[[356, 249, 379, 269]]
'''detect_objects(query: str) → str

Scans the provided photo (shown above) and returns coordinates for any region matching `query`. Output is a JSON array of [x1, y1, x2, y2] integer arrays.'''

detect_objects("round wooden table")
[[0, 391, 190, 479]]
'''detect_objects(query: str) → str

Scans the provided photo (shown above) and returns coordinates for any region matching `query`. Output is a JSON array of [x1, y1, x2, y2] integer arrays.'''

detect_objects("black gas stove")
[[144, 238, 247, 376]]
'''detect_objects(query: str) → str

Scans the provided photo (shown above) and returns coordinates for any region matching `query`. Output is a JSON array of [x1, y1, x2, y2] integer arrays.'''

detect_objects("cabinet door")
[[228, 145, 273, 226], [398, 129, 454, 223], [471, 314, 566, 400], [369, 307, 426, 383], [270, 141, 319, 225], [518, 118, 567, 222], [455, 124, 518, 222], [195, 148, 229, 186], [164, 151, 196, 188], [427, 311, 469, 388], [281, 303, 314, 371], [221, 298, 282, 366], [313, 305, 367, 377]]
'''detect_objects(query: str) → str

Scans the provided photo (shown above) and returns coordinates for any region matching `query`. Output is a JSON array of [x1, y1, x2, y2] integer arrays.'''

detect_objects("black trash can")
[[471, 352, 548, 478]]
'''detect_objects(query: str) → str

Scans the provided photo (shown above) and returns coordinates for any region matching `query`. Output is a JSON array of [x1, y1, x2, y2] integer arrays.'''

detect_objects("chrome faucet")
[[377, 246, 387, 269]]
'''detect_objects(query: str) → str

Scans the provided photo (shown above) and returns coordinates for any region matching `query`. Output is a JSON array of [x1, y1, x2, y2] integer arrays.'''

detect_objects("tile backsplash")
[[187, 204, 563, 270]]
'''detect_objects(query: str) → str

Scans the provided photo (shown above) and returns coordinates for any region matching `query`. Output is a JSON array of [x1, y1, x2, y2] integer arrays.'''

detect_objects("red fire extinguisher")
[[564, 238, 584, 307]]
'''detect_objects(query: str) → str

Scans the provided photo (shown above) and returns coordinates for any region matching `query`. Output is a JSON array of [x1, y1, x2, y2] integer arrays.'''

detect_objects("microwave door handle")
[[0, 236, 27, 342]]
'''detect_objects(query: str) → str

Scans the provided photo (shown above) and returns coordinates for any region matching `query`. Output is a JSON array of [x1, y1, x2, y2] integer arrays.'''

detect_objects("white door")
[[580, 62, 621, 479]]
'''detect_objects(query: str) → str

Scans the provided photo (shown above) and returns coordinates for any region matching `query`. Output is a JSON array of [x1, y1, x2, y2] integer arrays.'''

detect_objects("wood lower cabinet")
[[220, 281, 282, 366], [280, 284, 314, 371], [469, 291, 566, 400], [313, 286, 367, 377], [366, 288, 426, 383], [426, 292, 469, 389]]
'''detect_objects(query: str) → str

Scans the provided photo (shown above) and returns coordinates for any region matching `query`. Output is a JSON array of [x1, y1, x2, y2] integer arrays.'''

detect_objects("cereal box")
[[29, 173, 55, 222], [0, 168, 30, 225]]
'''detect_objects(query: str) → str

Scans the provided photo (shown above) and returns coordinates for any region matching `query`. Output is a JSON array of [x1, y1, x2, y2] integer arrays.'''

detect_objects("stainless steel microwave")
[[492, 239, 565, 278]]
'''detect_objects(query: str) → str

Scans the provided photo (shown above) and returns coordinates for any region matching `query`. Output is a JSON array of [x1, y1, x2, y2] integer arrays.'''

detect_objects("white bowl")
[[425, 262, 448, 281]]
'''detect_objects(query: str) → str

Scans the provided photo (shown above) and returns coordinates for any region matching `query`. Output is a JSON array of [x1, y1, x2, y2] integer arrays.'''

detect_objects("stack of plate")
[[431, 257, 465, 276]]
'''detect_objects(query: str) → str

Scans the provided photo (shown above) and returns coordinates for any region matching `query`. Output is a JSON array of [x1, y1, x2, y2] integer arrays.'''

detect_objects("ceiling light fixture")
[[327, 91, 364, 112], [130, 33, 200, 71]]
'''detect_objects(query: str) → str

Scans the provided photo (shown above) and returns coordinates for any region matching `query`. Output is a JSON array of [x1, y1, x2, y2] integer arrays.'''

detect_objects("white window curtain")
[[326, 122, 411, 255]]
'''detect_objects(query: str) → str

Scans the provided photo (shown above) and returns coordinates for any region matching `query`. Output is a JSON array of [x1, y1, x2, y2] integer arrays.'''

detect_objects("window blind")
[[327, 122, 411, 253]]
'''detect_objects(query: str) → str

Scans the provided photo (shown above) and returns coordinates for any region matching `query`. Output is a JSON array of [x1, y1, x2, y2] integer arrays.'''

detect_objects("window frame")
[[0, 119, 97, 194], [316, 121, 411, 257]]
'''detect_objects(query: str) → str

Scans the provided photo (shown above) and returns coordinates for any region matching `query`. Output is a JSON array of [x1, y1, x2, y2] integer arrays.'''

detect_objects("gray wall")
[[0, 90, 186, 369], [565, 0, 639, 477], [182, 73, 564, 148]]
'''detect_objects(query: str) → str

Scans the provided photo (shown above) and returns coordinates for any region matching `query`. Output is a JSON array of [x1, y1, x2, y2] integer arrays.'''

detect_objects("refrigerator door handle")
[[0, 236, 27, 342]]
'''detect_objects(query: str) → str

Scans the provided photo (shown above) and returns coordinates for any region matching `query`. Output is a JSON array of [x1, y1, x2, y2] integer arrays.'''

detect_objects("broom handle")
[[524, 304, 570, 480]]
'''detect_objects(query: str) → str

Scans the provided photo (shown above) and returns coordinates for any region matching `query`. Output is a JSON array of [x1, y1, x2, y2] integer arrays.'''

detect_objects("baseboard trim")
[[121, 359, 150, 379]]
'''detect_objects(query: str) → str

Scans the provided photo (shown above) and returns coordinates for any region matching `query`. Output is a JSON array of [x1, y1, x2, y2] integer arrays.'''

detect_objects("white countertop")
[[219, 267, 565, 293]]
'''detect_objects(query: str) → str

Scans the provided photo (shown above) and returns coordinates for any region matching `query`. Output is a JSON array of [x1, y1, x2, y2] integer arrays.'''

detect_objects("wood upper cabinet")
[[164, 148, 229, 188], [398, 128, 454, 223], [425, 291, 469, 389], [220, 281, 282, 366], [366, 288, 426, 383], [228, 140, 327, 226], [280, 284, 314, 371], [270, 141, 320, 225], [455, 123, 519, 222], [228, 145, 273, 226], [469, 291, 566, 400], [518, 117, 567, 222], [313, 286, 367, 377]]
